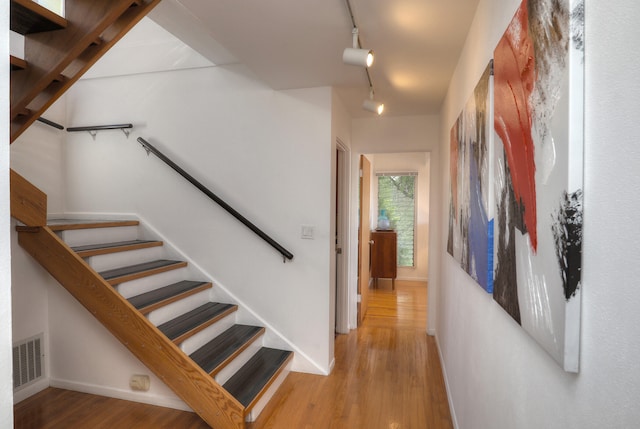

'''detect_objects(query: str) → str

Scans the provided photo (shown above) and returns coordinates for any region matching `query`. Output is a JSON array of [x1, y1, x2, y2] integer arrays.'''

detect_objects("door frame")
[[335, 139, 350, 334], [357, 154, 372, 326]]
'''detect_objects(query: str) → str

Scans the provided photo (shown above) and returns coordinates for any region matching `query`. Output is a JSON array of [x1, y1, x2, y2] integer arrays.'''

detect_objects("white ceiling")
[[148, 0, 480, 117]]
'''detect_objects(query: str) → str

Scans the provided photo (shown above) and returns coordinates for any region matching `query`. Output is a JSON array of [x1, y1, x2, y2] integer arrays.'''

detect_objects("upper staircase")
[[10, 0, 161, 142], [9, 1, 294, 428]]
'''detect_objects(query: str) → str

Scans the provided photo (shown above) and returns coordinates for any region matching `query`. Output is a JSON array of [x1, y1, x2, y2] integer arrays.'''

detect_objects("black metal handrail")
[[136, 137, 294, 262], [37, 117, 64, 130], [66, 124, 133, 132]]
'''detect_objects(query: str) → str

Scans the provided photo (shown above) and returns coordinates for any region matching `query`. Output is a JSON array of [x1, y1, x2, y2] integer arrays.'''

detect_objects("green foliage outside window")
[[377, 174, 416, 267]]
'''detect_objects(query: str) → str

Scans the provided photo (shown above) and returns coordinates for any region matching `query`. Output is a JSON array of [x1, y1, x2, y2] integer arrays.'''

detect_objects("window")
[[377, 172, 416, 267], [35, 0, 64, 16]]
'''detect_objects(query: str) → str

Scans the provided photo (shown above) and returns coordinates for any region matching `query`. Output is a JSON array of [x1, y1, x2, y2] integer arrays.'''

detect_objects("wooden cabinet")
[[370, 230, 397, 289]]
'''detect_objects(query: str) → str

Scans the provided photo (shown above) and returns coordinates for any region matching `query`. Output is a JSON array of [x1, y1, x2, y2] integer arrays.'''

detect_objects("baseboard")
[[61, 211, 330, 376], [49, 378, 191, 411], [13, 378, 49, 404], [395, 276, 429, 282], [434, 332, 459, 429], [138, 214, 328, 375]]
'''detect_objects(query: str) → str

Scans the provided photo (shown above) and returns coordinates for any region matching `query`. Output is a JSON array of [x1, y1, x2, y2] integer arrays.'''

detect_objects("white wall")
[[11, 99, 66, 213], [10, 97, 67, 403], [63, 64, 334, 378], [1, 3, 15, 424], [350, 115, 441, 331], [368, 152, 430, 281], [436, 0, 640, 428]]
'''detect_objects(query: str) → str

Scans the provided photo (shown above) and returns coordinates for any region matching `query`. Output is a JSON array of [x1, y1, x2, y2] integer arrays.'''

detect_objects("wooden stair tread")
[[99, 259, 186, 285], [72, 239, 162, 257], [158, 302, 238, 344], [223, 347, 293, 410], [10, 0, 68, 34], [190, 325, 265, 375], [128, 280, 212, 314], [47, 219, 139, 231], [10, 55, 28, 71]]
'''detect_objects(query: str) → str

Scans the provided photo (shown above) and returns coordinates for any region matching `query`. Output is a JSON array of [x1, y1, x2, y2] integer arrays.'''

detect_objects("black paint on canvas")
[[552, 189, 583, 301], [493, 159, 522, 324]]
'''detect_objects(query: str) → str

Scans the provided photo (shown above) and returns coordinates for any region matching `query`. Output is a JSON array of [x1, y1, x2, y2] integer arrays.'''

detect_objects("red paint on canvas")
[[494, 1, 538, 251]]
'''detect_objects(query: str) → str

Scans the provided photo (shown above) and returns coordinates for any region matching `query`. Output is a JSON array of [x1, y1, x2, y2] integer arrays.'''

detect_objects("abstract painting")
[[493, 0, 584, 372], [447, 62, 494, 293]]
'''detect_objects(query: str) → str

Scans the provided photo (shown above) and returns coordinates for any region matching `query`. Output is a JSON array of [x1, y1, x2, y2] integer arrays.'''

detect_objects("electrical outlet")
[[130, 374, 150, 391]]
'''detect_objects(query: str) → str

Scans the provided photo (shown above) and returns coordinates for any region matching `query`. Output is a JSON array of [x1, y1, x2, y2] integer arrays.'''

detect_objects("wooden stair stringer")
[[10, 0, 162, 142], [17, 226, 247, 429], [10, 169, 47, 226]]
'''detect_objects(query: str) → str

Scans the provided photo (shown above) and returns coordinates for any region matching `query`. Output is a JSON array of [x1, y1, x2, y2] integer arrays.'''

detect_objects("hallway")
[[249, 280, 453, 428]]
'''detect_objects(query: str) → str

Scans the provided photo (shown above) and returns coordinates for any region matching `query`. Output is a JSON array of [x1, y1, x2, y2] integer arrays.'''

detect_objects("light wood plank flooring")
[[14, 280, 453, 429]]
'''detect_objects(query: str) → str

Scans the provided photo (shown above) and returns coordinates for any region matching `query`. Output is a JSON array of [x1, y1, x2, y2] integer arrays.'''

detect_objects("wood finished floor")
[[14, 280, 453, 429]]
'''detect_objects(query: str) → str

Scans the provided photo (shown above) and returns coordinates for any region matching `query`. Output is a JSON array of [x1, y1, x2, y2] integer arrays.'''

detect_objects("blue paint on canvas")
[[447, 61, 494, 292], [468, 152, 493, 292]]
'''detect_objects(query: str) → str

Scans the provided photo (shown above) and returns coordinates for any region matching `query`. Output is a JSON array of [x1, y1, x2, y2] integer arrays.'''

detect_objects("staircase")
[[9, 1, 294, 428], [16, 215, 293, 428]]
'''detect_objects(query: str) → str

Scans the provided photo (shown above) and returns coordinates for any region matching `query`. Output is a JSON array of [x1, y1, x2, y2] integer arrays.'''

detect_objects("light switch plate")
[[301, 225, 314, 239]]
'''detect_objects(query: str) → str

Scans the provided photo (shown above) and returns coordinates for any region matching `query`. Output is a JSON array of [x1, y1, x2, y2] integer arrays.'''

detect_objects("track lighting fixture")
[[342, 27, 374, 67], [363, 87, 384, 115]]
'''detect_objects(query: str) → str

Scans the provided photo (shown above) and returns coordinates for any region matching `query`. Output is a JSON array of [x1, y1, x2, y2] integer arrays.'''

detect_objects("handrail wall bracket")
[[67, 123, 133, 140]]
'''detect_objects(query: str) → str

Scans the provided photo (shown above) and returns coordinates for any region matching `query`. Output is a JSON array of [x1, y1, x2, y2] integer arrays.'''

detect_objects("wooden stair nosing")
[[158, 302, 238, 345], [10, 0, 68, 35], [100, 259, 187, 285], [129, 280, 213, 315], [72, 239, 163, 258], [223, 348, 293, 412], [16, 107, 32, 117], [52, 73, 67, 83], [10, 55, 28, 71], [190, 325, 265, 376], [11, 79, 65, 122], [46, 219, 140, 231]]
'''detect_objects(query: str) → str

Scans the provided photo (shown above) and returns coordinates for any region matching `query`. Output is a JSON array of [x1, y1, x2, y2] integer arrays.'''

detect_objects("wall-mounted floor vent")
[[13, 334, 44, 391]]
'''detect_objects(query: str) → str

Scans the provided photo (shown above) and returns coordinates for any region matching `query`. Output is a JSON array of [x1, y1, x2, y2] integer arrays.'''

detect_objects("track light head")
[[363, 98, 384, 115], [343, 47, 374, 67], [343, 27, 374, 67], [363, 87, 384, 115]]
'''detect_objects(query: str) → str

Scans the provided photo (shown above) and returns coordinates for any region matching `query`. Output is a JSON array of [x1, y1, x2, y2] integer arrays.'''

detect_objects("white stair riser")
[[57, 225, 139, 247], [146, 289, 213, 326], [116, 268, 194, 299], [84, 246, 165, 272], [180, 312, 238, 356], [214, 339, 264, 386], [246, 362, 292, 422]]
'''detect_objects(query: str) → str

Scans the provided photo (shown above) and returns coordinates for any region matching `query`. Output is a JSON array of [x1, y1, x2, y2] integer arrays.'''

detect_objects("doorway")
[[356, 152, 431, 327]]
